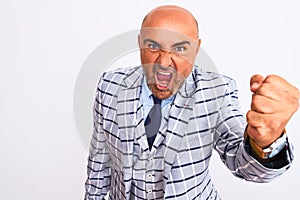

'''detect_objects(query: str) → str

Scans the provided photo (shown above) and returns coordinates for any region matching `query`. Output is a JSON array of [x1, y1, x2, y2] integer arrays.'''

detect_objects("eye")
[[148, 43, 160, 50], [174, 46, 186, 52]]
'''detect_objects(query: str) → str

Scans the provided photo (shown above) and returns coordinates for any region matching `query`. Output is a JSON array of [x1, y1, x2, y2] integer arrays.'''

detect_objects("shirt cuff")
[[244, 130, 291, 169]]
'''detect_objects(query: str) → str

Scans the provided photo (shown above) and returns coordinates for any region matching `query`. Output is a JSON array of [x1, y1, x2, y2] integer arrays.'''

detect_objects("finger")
[[246, 110, 266, 128], [255, 83, 282, 101], [250, 74, 264, 93], [256, 82, 300, 104], [263, 75, 300, 99], [251, 94, 278, 114], [246, 110, 286, 132], [263, 74, 290, 85], [246, 125, 261, 138], [246, 111, 276, 146]]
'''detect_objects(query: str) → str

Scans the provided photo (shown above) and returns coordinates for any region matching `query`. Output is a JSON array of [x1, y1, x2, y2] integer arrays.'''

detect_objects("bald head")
[[141, 5, 199, 39]]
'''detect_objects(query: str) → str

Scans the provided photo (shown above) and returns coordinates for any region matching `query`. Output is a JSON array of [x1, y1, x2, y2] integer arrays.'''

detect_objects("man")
[[85, 5, 299, 200]]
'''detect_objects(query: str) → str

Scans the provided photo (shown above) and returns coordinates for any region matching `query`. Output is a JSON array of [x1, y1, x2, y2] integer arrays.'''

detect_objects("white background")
[[1, 0, 300, 199]]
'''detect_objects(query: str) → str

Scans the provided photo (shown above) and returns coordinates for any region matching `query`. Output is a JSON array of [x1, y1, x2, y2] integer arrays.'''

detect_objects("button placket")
[[146, 154, 155, 199]]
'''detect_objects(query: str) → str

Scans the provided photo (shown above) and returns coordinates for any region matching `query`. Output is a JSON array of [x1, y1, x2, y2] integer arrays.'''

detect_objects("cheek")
[[177, 50, 197, 67], [173, 59, 194, 78], [140, 51, 158, 64]]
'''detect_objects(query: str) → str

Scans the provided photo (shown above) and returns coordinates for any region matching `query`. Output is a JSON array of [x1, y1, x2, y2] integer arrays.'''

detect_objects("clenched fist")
[[246, 74, 300, 149]]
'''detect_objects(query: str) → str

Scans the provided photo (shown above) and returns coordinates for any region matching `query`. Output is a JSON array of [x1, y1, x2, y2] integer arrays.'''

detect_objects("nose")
[[157, 49, 172, 67]]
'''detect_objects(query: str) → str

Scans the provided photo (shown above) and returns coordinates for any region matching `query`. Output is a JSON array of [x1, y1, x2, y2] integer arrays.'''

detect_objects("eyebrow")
[[143, 39, 191, 47], [172, 41, 190, 47], [143, 39, 161, 47]]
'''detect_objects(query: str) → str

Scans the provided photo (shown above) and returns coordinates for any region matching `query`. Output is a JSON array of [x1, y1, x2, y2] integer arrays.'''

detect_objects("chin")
[[149, 83, 179, 100], [155, 91, 174, 100]]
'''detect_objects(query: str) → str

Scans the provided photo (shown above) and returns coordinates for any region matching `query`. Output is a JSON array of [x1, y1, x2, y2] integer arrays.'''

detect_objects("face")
[[139, 28, 200, 99], [139, 7, 200, 99]]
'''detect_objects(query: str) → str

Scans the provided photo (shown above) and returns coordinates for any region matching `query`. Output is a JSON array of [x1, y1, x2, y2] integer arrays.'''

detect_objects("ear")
[[196, 39, 201, 54], [138, 34, 141, 49]]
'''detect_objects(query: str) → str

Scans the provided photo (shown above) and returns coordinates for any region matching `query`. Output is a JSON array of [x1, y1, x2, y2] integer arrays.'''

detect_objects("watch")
[[247, 131, 288, 159], [262, 133, 287, 159]]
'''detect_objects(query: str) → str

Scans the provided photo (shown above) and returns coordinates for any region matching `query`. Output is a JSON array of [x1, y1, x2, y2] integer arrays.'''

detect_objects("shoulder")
[[101, 65, 141, 81], [193, 65, 237, 90], [97, 65, 142, 89]]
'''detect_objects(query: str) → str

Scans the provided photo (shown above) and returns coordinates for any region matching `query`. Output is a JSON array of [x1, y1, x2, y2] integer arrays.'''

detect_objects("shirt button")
[[147, 174, 153, 178], [149, 157, 153, 161], [147, 189, 153, 193]]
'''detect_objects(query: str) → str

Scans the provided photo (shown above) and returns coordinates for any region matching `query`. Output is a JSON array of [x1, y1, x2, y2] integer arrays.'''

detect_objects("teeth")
[[158, 71, 171, 75], [156, 71, 172, 89], [158, 81, 169, 86]]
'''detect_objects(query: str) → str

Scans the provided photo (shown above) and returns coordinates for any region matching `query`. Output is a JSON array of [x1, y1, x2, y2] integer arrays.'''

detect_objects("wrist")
[[244, 129, 287, 159]]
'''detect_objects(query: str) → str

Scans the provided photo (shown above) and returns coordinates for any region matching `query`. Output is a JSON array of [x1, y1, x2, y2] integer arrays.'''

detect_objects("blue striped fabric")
[[85, 66, 293, 200]]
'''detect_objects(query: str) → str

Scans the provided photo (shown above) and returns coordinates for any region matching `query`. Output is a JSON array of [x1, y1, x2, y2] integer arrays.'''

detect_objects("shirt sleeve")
[[213, 78, 294, 183]]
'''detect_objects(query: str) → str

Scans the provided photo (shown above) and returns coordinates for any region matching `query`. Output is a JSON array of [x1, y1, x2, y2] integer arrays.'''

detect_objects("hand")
[[246, 74, 300, 148]]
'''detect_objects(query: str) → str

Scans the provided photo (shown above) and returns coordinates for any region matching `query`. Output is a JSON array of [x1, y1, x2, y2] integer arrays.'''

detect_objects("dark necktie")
[[144, 95, 162, 150]]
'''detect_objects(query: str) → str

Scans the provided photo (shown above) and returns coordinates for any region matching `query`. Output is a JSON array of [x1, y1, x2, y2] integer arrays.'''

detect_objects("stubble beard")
[[145, 65, 185, 100]]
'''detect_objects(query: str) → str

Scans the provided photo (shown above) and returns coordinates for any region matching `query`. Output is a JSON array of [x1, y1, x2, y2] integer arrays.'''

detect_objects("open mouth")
[[155, 71, 172, 90]]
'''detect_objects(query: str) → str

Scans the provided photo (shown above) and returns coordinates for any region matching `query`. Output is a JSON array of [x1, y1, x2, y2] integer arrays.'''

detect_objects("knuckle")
[[246, 110, 252, 122], [256, 84, 266, 95], [286, 93, 300, 112], [265, 74, 277, 83], [252, 94, 259, 104], [287, 86, 300, 101]]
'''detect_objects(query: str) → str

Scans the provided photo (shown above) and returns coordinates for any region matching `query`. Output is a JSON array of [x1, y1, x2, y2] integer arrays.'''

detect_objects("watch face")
[[263, 134, 287, 158], [268, 142, 287, 158]]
